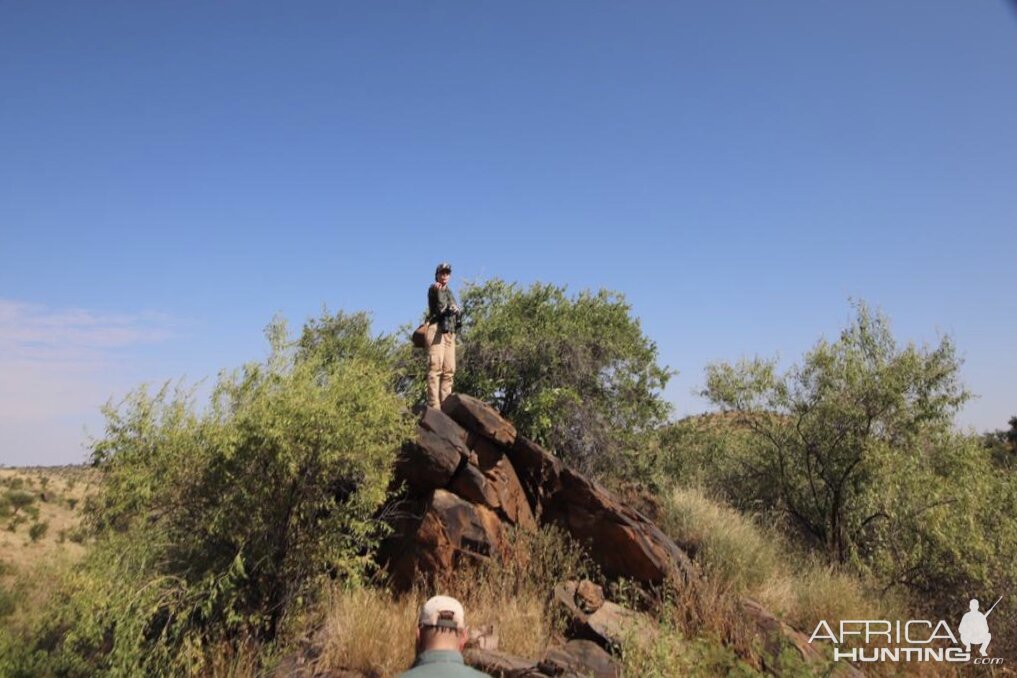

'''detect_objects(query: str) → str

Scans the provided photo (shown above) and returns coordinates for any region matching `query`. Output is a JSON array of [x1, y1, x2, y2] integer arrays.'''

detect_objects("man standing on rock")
[[426, 262, 460, 409], [398, 595, 490, 678]]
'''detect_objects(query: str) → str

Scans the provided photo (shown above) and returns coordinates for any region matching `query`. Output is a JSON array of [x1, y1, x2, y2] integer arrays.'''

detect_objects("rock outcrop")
[[381, 394, 851, 676], [386, 394, 692, 587]]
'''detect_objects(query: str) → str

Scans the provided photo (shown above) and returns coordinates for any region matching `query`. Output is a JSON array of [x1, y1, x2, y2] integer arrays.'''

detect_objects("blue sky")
[[1, 1, 1014, 466]]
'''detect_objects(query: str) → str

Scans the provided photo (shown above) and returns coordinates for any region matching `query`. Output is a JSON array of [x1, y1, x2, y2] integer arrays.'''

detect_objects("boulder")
[[554, 581, 657, 649], [506, 436, 564, 521], [547, 469, 694, 584], [576, 580, 605, 614], [465, 436, 536, 529], [399, 398, 693, 584], [540, 640, 620, 678], [741, 598, 863, 677], [387, 490, 504, 585], [481, 454, 537, 530], [419, 406, 470, 446], [429, 489, 504, 560], [464, 649, 545, 677], [396, 430, 465, 492], [449, 463, 502, 509], [442, 394, 517, 447]]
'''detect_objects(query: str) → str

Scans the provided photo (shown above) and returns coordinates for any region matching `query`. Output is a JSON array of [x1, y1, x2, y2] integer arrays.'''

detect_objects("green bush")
[[28, 521, 48, 543], [13, 315, 413, 676], [66, 526, 89, 544], [0, 585, 17, 619], [454, 279, 672, 474], [691, 302, 1016, 653], [3, 490, 35, 516]]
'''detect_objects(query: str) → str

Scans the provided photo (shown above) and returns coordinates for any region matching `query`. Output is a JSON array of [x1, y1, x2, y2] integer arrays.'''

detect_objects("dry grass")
[[0, 466, 98, 641], [316, 526, 590, 677], [0, 467, 97, 579], [654, 486, 963, 676], [657, 486, 906, 626], [316, 581, 550, 677]]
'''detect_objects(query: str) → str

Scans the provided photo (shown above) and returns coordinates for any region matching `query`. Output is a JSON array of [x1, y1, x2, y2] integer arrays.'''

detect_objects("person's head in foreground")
[[417, 594, 467, 653], [399, 595, 491, 677]]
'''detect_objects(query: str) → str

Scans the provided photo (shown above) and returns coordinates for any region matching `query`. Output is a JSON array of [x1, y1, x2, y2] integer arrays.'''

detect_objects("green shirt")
[[396, 650, 491, 678]]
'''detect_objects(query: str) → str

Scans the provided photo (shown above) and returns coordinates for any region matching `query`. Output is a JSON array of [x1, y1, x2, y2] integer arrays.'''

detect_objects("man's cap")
[[435, 262, 452, 275], [419, 595, 465, 630]]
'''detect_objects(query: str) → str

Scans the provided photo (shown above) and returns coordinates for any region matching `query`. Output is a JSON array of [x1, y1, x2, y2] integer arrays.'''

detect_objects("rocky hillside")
[[281, 395, 854, 677]]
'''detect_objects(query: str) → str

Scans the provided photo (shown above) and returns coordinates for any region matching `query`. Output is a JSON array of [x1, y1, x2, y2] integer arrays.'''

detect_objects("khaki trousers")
[[426, 328, 456, 409]]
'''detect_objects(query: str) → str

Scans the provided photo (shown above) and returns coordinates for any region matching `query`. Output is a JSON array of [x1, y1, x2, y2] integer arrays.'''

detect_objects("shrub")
[[454, 279, 672, 474], [3, 490, 35, 516], [0, 586, 17, 618], [66, 526, 89, 544], [28, 521, 48, 543], [16, 315, 413, 676]]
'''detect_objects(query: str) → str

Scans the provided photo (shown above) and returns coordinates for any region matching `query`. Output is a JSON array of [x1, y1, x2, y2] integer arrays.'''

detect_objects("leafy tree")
[[981, 415, 1017, 469], [454, 279, 673, 473], [296, 309, 401, 371], [15, 314, 413, 676], [700, 303, 1015, 647], [702, 302, 968, 564]]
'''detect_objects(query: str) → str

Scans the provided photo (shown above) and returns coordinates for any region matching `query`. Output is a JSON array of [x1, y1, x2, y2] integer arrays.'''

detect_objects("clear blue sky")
[[1, 1, 1014, 466]]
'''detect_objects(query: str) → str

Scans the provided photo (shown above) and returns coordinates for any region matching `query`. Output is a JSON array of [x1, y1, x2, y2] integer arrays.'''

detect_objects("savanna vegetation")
[[1, 281, 1012, 676]]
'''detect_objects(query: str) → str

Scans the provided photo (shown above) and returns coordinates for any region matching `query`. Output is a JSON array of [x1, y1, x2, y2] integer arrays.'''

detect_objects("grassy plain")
[[0, 466, 97, 625]]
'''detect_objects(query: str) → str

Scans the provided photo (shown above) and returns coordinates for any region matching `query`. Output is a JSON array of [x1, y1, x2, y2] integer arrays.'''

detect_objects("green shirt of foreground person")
[[397, 595, 491, 678]]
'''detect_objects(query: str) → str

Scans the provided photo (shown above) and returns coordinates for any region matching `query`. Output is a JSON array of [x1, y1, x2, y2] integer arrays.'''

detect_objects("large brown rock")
[[554, 581, 657, 649], [527, 455, 693, 584], [540, 640, 620, 678], [507, 436, 564, 521], [741, 598, 863, 677], [433, 420, 536, 530], [449, 462, 502, 509], [387, 490, 504, 585], [481, 454, 537, 530], [430, 489, 504, 560], [396, 429, 466, 492], [419, 406, 470, 446], [464, 649, 546, 677], [442, 394, 517, 447]]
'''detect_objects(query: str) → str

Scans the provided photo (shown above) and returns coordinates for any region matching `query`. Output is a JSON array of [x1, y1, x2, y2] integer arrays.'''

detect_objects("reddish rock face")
[[419, 406, 469, 446], [547, 467, 694, 583], [448, 463, 501, 509], [441, 393, 517, 447], [379, 397, 834, 674], [390, 397, 691, 586]]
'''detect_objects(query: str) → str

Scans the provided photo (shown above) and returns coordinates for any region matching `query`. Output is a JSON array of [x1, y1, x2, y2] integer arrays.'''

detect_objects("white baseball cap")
[[419, 595, 465, 630]]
